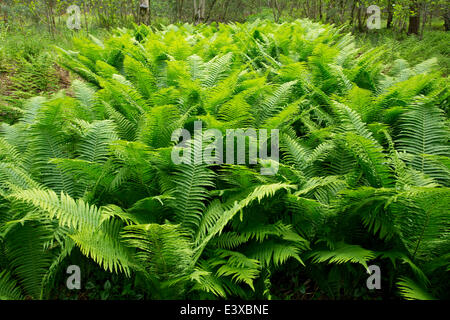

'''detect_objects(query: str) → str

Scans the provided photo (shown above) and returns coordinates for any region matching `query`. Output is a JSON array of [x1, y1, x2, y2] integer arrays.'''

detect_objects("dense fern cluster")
[[0, 20, 448, 300]]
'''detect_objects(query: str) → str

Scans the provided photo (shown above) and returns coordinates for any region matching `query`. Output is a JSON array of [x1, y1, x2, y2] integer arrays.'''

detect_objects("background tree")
[[139, 0, 150, 24], [408, 0, 420, 34]]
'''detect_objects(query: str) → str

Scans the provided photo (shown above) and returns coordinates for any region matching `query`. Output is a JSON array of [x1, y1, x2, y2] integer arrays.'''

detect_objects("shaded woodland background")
[[1, 0, 449, 35]]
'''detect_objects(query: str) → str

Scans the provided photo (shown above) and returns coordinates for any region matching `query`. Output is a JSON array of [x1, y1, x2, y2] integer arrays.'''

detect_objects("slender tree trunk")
[[269, 0, 282, 23], [444, 7, 450, 31], [305, 0, 310, 17], [407, 0, 420, 35], [175, 0, 184, 22], [83, 0, 89, 33], [341, 0, 348, 24], [386, 0, 393, 29], [193, 0, 206, 24], [45, 0, 56, 37], [420, 2, 428, 39], [139, 0, 150, 25], [357, 3, 363, 32], [222, 0, 231, 22], [350, 0, 356, 27], [204, 0, 218, 23], [318, 0, 323, 21]]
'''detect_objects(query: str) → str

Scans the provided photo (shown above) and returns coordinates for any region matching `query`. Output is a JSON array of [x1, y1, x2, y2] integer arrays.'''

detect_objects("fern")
[[0, 19, 448, 300], [309, 242, 376, 269], [397, 277, 436, 300]]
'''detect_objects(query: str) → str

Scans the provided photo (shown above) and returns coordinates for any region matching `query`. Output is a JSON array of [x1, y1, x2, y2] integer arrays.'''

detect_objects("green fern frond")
[[0, 270, 24, 300], [309, 242, 376, 269], [9, 189, 102, 232], [397, 277, 436, 300], [122, 223, 193, 280]]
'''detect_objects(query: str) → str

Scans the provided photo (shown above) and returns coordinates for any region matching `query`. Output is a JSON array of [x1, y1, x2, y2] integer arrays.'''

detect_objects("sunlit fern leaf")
[[280, 133, 313, 175], [309, 242, 376, 269], [103, 101, 137, 141], [20, 96, 47, 126], [285, 193, 330, 238], [255, 81, 297, 126], [26, 98, 77, 195], [29, 132, 76, 196], [72, 80, 97, 110], [186, 54, 206, 81], [202, 53, 234, 87], [334, 102, 375, 141], [412, 58, 438, 75], [171, 157, 216, 236], [421, 154, 450, 186], [71, 218, 133, 276], [78, 120, 118, 163], [245, 240, 304, 267], [262, 100, 302, 129], [217, 94, 255, 127], [137, 105, 181, 148], [295, 176, 347, 205], [123, 55, 157, 99], [9, 189, 102, 232], [397, 97, 450, 183], [350, 46, 385, 91], [99, 75, 149, 122], [211, 249, 261, 291], [55, 47, 100, 85], [50, 159, 115, 198], [342, 132, 392, 188], [278, 61, 311, 84], [214, 221, 309, 252], [194, 199, 224, 247], [0, 123, 29, 154], [204, 71, 240, 114], [0, 163, 42, 192], [194, 183, 296, 260], [188, 263, 227, 298], [397, 277, 436, 300]]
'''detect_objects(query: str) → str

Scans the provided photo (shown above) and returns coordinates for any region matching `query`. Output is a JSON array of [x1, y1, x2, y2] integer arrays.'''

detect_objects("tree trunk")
[[175, 0, 184, 22], [139, 0, 150, 25], [420, 2, 428, 39], [386, 0, 393, 29], [83, 0, 89, 33], [444, 7, 450, 31], [318, 0, 323, 21], [270, 0, 282, 23], [357, 4, 363, 32], [194, 0, 205, 24], [222, 0, 231, 22], [407, 1, 420, 35], [350, 0, 356, 27], [204, 0, 218, 23]]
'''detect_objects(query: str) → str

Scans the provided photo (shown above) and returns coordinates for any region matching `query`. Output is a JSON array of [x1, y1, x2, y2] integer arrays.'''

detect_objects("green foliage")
[[0, 19, 448, 300]]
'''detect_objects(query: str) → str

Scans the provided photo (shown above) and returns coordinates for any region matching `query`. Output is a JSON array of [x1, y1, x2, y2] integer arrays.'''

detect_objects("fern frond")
[[0, 270, 24, 300], [309, 242, 376, 269], [397, 277, 436, 300]]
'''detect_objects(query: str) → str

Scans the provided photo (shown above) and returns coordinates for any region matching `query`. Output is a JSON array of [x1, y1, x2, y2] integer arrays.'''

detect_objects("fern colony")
[[0, 20, 448, 300]]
